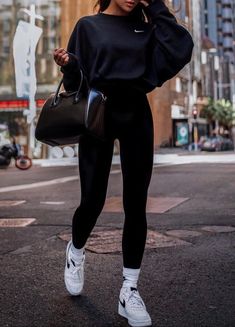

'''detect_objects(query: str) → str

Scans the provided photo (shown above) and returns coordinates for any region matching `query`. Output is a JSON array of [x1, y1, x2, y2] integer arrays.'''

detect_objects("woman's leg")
[[72, 135, 114, 248], [65, 135, 114, 296], [119, 100, 154, 269], [118, 98, 153, 326]]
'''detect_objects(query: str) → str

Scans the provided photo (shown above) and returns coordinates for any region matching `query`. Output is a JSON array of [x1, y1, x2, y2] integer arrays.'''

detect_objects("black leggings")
[[72, 89, 154, 269]]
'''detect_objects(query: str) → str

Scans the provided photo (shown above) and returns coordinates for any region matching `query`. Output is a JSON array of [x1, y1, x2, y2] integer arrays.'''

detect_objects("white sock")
[[122, 267, 140, 289], [70, 242, 85, 262]]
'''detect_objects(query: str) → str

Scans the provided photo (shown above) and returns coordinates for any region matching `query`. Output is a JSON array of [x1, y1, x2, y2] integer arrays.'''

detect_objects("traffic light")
[[192, 108, 198, 120]]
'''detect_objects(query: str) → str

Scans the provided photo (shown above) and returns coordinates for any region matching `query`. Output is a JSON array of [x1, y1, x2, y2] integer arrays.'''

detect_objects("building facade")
[[201, 0, 235, 102], [202, 0, 235, 61], [149, 0, 204, 148]]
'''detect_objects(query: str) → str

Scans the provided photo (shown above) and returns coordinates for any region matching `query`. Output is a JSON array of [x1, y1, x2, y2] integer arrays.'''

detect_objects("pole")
[[218, 57, 223, 100], [193, 120, 198, 151], [28, 4, 36, 158], [187, 0, 193, 151], [188, 65, 193, 151], [212, 53, 219, 134]]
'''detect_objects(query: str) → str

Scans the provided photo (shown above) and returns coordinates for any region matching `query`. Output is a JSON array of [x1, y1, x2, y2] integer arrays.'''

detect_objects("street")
[[0, 159, 235, 327]]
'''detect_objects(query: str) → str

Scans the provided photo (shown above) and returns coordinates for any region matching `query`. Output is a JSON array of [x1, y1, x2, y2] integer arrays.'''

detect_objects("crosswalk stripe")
[[0, 176, 78, 193], [0, 169, 121, 194]]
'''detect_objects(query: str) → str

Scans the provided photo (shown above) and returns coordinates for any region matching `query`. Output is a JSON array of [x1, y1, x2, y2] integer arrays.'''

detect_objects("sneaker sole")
[[64, 272, 83, 296], [118, 303, 152, 327]]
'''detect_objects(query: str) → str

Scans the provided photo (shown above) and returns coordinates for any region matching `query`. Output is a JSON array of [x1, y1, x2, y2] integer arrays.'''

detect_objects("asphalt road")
[[0, 161, 235, 327]]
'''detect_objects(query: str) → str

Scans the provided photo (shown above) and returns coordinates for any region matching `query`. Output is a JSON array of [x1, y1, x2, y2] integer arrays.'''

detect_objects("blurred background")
[[0, 0, 235, 159]]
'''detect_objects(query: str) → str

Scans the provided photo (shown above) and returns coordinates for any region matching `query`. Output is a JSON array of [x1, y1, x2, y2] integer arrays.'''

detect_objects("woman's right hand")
[[53, 48, 69, 66]]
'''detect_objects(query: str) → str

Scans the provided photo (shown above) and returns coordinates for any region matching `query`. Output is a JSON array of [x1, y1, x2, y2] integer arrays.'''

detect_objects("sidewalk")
[[33, 149, 235, 167]]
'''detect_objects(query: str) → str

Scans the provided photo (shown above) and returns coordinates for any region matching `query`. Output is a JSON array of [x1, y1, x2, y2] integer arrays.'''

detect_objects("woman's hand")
[[53, 48, 69, 67]]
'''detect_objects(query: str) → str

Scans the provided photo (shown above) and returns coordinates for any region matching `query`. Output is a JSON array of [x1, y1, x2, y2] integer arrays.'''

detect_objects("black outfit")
[[73, 89, 153, 268], [62, 0, 194, 269]]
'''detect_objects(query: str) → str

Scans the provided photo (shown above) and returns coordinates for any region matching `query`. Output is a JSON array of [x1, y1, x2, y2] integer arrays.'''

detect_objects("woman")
[[54, 0, 193, 326]]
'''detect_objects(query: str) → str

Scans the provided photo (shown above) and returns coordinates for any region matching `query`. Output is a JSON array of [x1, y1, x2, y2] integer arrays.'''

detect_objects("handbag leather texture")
[[35, 69, 107, 146]]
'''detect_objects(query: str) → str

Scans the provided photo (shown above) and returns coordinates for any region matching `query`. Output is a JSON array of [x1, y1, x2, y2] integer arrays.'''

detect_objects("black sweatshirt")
[[62, 0, 194, 94]]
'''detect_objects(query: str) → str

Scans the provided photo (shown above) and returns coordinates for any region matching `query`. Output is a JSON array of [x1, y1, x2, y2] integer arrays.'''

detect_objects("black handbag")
[[35, 69, 107, 146]]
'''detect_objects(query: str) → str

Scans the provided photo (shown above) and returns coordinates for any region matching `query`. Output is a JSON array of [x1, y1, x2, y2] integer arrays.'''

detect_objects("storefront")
[[0, 99, 45, 155], [171, 104, 209, 148], [171, 104, 189, 147]]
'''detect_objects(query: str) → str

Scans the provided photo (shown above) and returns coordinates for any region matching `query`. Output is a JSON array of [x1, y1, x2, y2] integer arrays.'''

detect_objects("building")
[[148, 0, 204, 148], [201, 0, 235, 102], [202, 0, 235, 61], [61, 0, 96, 48]]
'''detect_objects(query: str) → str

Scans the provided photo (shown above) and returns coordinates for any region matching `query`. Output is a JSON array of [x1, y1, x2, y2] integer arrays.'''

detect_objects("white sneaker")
[[118, 286, 152, 327], [64, 240, 85, 296]]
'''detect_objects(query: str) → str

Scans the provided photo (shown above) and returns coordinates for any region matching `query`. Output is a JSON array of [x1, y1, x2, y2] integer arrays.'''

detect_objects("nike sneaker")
[[118, 286, 152, 326], [64, 240, 85, 296]]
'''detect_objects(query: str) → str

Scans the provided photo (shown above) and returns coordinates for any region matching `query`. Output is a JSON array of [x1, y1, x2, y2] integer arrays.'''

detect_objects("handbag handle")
[[51, 69, 84, 107]]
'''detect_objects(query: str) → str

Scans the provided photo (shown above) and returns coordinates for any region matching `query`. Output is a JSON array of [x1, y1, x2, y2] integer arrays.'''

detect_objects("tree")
[[200, 98, 234, 133]]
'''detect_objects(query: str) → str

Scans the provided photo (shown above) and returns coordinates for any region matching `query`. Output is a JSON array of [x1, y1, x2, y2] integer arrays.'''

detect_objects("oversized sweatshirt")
[[62, 0, 194, 94]]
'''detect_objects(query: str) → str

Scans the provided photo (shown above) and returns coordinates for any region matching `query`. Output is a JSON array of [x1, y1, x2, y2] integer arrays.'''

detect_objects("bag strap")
[[52, 69, 84, 106]]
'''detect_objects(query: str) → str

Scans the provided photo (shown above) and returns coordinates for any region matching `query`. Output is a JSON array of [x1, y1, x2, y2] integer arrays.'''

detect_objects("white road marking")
[[201, 225, 235, 233], [0, 176, 79, 193], [40, 201, 65, 205], [0, 218, 36, 227], [0, 169, 121, 194], [0, 200, 26, 207]]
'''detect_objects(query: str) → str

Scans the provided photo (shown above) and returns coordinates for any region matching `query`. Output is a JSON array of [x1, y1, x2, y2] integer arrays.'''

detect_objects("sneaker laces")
[[70, 256, 84, 276], [127, 288, 145, 309]]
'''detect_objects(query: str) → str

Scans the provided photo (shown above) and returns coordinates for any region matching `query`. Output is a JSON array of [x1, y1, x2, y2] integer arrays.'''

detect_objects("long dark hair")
[[94, 0, 146, 21]]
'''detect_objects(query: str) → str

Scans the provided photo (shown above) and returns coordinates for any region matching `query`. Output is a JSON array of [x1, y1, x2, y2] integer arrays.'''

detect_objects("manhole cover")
[[147, 230, 190, 249], [165, 230, 202, 238], [0, 218, 36, 227], [59, 229, 191, 253], [201, 226, 235, 233], [103, 197, 188, 213], [0, 200, 26, 207]]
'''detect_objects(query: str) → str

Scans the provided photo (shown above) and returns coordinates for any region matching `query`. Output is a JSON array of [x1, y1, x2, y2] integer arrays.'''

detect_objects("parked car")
[[200, 135, 234, 152]]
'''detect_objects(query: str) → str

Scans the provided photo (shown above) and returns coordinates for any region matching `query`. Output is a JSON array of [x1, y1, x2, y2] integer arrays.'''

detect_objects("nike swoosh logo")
[[119, 299, 126, 308], [134, 29, 144, 33]]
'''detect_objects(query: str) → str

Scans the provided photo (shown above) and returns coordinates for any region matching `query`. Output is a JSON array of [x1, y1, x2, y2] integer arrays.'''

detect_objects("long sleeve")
[[144, 0, 194, 89], [60, 22, 82, 91]]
